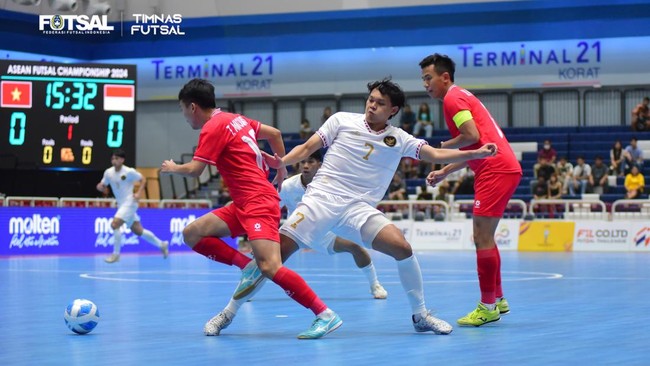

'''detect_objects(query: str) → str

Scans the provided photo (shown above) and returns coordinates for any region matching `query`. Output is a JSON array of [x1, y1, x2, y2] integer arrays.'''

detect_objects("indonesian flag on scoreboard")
[[1, 81, 32, 108], [104, 84, 135, 111]]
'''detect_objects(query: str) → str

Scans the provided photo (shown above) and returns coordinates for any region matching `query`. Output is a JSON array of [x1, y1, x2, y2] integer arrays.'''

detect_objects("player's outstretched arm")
[[258, 124, 289, 186], [160, 159, 206, 178], [263, 133, 324, 169], [419, 143, 496, 165]]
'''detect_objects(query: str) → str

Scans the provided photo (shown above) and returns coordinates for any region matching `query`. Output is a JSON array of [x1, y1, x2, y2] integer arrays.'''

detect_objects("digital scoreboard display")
[[0, 60, 136, 171]]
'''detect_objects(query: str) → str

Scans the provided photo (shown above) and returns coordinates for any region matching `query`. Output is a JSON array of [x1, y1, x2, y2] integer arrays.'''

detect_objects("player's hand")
[[477, 143, 498, 158], [160, 159, 177, 173], [426, 170, 448, 186], [262, 152, 285, 170], [273, 166, 289, 192]]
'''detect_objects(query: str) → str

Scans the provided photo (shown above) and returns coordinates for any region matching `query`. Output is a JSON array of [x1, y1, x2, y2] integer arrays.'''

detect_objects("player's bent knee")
[[182, 225, 200, 247], [256, 260, 281, 278]]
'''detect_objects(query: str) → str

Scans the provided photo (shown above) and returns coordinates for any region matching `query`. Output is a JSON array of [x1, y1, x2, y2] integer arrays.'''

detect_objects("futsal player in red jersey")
[[161, 78, 341, 339], [419, 54, 522, 326]]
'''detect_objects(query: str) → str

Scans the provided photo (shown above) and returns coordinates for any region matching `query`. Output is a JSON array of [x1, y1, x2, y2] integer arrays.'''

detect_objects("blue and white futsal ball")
[[64, 299, 100, 334]]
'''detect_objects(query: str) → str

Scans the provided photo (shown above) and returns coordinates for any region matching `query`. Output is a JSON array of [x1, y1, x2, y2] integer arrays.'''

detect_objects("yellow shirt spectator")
[[624, 172, 645, 191]]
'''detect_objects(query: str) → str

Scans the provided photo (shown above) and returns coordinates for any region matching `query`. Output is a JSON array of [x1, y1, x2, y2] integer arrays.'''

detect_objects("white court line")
[[77, 269, 564, 284]]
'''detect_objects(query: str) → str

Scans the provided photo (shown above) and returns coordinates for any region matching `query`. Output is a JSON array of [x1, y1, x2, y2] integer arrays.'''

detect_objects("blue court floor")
[[0, 249, 647, 366]]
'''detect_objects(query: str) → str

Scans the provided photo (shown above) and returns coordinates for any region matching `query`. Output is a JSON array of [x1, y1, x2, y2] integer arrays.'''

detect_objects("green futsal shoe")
[[457, 303, 501, 327], [496, 297, 510, 314]]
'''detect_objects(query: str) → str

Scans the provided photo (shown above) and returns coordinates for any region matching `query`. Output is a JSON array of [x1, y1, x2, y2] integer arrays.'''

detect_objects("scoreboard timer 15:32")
[[0, 60, 136, 171]]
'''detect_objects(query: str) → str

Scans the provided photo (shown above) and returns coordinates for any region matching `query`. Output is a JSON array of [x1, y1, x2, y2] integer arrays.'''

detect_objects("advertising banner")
[[466, 219, 520, 251], [518, 221, 575, 252], [410, 221, 468, 250], [573, 221, 634, 252], [0, 207, 236, 257], [630, 223, 650, 252]]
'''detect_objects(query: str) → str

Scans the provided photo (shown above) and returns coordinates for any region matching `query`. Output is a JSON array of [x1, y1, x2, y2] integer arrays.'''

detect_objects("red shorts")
[[212, 196, 280, 242], [472, 171, 521, 217]]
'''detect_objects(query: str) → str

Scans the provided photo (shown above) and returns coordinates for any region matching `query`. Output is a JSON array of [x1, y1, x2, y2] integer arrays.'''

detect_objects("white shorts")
[[280, 190, 391, 254], [115, 203, 140, 227]]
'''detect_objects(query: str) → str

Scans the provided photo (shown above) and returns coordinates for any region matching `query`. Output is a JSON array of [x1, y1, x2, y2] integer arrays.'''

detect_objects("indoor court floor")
[[0, 249, 647, 365]]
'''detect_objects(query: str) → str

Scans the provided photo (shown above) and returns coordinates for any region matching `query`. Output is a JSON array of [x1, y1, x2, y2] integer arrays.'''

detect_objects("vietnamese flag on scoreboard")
[[103, 84, 135, 111], [1, 81, 32, 108]]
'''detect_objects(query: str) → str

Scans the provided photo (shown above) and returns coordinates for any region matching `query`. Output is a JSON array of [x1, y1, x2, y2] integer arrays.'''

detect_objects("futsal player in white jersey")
[[280, 150, 388, 299], [215, 79, 497, 337], [97, 149, 169, 263]]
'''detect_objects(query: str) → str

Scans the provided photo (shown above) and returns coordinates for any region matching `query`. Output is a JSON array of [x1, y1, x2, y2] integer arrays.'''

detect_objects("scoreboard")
[[0, 60, 136, 171]]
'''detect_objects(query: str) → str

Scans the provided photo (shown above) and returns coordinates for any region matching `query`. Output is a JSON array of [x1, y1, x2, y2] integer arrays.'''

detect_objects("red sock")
[[495, 246, 503, 299], [192, 237, 251, 269], [476, 247, 499, 304], [272, 266, 327, 315]]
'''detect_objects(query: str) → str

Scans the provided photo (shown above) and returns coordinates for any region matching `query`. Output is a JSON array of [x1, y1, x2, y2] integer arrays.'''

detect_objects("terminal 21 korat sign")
[[0, 207, 236, 256], [90, 35, 650, 100]]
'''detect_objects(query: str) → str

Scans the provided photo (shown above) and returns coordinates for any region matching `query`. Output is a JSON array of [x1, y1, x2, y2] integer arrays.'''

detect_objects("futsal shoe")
[[233, 260, 264, 300], [457, 303, 501, 326], [297, 313, 343, 339], [204, 311, 235, 336], [104, 254, 120, 263], [496, 297, 510, 314], [412, 311, 453, 334], [161, 241, 169, 259], [370, 283, 388, 299]]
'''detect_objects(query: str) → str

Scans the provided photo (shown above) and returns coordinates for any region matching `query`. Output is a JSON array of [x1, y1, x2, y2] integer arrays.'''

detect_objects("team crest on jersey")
[[383, 136, 397, 147], [121, 175, 126, 180]]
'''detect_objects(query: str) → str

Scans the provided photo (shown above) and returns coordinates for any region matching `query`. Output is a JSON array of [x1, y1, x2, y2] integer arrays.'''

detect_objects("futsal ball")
[[64, 299, 100, 334]]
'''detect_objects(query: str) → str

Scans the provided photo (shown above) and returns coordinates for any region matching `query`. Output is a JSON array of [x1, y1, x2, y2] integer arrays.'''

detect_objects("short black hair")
[[112, 149, 126, 159], [178, 78, 217, 109], [366, 77, 405, 120], [309, 150, 322, 162], [419, 53, 456, 82]]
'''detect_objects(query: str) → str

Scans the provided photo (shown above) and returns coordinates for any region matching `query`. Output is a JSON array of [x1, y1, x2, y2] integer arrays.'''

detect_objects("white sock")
[[396, 255, 427, 317], [225, 278, 268, 316], [361, 262, 379, 286], [481, 302, 497, 311], [317, 308, 334, 319], [112, 229, 122, 255], [140, 229, 162, 248]]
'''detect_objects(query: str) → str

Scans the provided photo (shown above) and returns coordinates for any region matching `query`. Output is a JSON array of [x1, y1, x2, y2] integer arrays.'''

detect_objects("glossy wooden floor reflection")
[[0, 249, 647, 365]]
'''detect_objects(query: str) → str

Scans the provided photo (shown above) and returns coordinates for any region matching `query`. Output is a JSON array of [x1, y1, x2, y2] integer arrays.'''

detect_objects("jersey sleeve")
[[445, 91, 474, 128], [400, 130, 428, 160], [315, 113, 341, 148], [193, 124, 226, 165], [241, 115, 262, 136], [126, 168, 142, 183]]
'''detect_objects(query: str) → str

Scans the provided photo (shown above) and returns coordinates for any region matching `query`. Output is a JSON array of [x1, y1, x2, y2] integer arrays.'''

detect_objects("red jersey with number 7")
[[442, 85, 522, 177], [193, 109, 279, 206]]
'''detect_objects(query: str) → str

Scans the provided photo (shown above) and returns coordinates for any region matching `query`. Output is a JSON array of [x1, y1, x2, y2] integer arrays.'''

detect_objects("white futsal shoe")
[[204, 311, 235, 336], [104, 254, 120, 263], [370, 283, 388, 299], [412, 311, 453, 335], [161, 241, 169, 259]]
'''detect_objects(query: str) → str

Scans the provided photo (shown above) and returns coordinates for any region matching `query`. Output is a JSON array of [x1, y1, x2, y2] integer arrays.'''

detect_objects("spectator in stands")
[[624, 165, 645, 199], [534, 139, 557, 177], [399, 157, 419, 179], [609, 140, 625, 177], [387, 172, 407, 201], [413, 102, 433, 138], [442, 164, 462, 193], [556, 156, 573, 194], [218, 185, 231, 205], [532, 176, 548, 200], [631, 97, 650, 131], [452, 167, 475, 195], [589, 156, 609, 195], [299, 118, 313, 140], [321, 106, 333, 125], [535, 157, 557, 181], [399, 104, 416, 135], [417, 184, 434, 200], [624, 137, 644, 173], [547, 173, 562, 199], [569, 156, 591, 196]]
